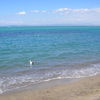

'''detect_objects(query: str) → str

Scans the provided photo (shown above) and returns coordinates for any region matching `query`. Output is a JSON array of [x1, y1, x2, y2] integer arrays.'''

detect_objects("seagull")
[[29, 60, 34, 66]]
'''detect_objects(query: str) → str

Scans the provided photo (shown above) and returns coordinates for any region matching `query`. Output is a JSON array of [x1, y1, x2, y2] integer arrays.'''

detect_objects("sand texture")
[[0, 75, 100, 100]]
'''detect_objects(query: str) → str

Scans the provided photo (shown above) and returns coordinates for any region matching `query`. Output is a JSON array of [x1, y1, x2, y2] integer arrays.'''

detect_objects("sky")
[[0, 0, 100, 26]]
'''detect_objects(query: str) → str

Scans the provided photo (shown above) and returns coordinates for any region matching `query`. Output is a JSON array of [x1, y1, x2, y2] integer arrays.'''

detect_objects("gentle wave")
[[0, 63, 100, 94]]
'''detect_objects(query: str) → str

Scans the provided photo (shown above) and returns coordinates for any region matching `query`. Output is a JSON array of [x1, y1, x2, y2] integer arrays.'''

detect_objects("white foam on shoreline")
[[0, 63, 100, 94]]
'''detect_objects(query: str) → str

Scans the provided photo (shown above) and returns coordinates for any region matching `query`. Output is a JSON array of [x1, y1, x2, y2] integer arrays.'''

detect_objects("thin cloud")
[[41, 10, 47, 13], [0, 20, 24, 25], [16, 11, 26, 15], [54, 8, 100, 14], [31, 10, 40, 13], [54, 8, 71, 13], [30, 10, 47, 13], [51, 8, 100, 25], [13, 8, 100, 25]]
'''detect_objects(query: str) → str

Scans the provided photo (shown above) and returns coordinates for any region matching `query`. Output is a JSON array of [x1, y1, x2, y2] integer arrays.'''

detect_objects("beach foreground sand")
[[0, 75, 100, 100]]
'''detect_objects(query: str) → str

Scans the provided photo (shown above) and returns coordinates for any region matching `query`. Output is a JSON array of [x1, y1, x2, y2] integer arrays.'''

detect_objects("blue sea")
[[0, 26, 100, 93]]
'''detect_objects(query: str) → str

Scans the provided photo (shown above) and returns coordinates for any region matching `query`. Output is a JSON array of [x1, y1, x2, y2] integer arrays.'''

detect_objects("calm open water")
[[0, 26, 100, 93]]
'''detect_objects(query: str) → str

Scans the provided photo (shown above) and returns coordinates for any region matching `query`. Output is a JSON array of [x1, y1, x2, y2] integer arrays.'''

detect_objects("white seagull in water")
[[29, 60, 34, 66]]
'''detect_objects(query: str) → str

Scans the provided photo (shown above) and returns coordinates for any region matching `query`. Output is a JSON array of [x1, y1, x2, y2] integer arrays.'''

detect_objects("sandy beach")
[[0, 75, 100, 100]]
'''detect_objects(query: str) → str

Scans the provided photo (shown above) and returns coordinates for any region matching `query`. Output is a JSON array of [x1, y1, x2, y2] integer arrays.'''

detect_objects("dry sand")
[[0, 75, 100, 100]]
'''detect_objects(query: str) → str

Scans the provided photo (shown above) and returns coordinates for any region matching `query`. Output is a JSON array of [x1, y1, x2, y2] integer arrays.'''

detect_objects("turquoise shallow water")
[[0, 26, 100, 93]]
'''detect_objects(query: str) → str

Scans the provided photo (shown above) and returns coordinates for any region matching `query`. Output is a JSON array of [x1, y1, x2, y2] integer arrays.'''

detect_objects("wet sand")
[[0, 75, 100, 100]]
